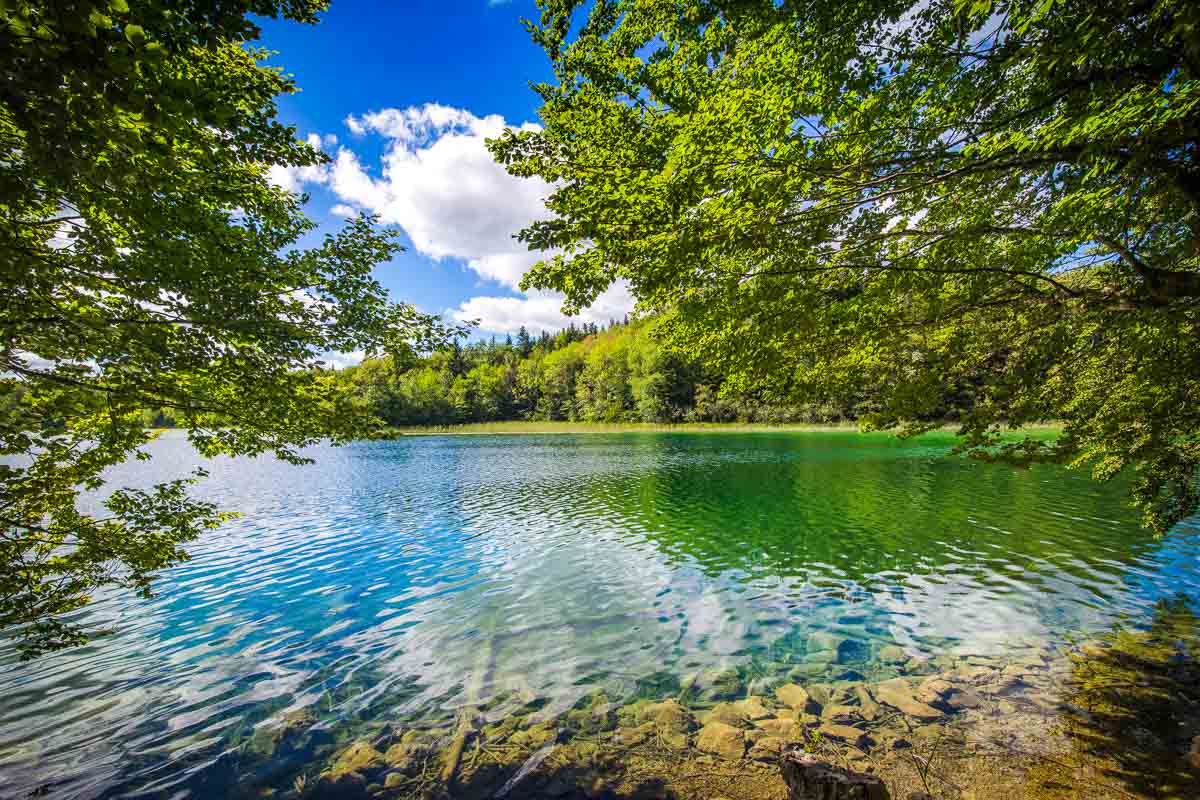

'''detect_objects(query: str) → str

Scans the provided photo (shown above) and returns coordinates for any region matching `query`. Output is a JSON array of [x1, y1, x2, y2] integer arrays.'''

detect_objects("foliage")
[[334, 318, 888, 428], [0, 0, 453, 656], [490, 0, 1200, 531]]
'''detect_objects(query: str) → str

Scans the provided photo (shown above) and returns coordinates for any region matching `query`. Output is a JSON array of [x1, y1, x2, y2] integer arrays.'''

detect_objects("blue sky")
[[256, 0, 634, 354]]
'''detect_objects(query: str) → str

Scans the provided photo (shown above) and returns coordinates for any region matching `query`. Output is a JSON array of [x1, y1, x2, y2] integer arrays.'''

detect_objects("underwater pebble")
[[754, 716, 803, 740], [696, 721, 747, 760], [775, 682, 815, 712], [873, 678, 944, 721], [816, 723, 872, 749]]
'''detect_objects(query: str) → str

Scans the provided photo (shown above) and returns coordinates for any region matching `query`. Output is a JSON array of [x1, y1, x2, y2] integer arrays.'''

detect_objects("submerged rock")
[[696, 721, 747, 760], [748, 735, 787, 761], [806, 683, 834, 708], [915, 678, 955, 705], [853, 685, 881, 721], [644, 698, 694, 749], [948, 665, 994, 685], [816, 724, 871, 749], [821, 704, 863, 725], [878, 645, 908, 664], [736, 695, 774, 721], [836, 640, 872, 665], [682, 668, 744, 703], [979, 674, 1027, 697], [780, 749, 889, 800], [755, 716, 803, 740], [705, 701, 753, 728], [330, 740, 385, 776], [509, 721, 558, 749], [311, 770, 368, 800], [246, 708, 328, 760], [943, 686, 985, 711], [809, 632, 871, 665], [613, 722, 655, 747], [776, 683, 817, 713], [804, 649, 839, 666], [872, 678, 944, 722], [383, 730, 439, 774]]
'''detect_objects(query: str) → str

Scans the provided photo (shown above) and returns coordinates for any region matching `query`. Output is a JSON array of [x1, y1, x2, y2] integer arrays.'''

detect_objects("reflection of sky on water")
[[1, 431, 1197, 798]]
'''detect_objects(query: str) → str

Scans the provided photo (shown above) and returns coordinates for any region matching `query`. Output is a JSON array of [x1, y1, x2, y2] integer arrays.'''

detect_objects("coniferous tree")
[[516, 326, 533, 357]]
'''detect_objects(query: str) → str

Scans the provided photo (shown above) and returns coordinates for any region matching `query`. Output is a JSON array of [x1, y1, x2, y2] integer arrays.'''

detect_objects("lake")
[[2, 431, 1198, 798]]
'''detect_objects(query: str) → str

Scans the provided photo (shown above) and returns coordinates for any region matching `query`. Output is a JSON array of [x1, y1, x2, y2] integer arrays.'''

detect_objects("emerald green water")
[[1, 431, 1197, 797]]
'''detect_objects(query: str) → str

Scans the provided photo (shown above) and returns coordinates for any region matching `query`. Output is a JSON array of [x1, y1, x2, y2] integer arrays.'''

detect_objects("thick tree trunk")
[[779, 750, 890, 800]]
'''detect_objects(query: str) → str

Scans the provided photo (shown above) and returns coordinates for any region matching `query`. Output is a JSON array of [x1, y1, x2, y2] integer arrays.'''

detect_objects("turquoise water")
[[1, 431, 1198, 797]]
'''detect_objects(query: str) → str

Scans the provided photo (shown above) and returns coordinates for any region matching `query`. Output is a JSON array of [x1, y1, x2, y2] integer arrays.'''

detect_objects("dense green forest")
[[141, 318, 980, 430], [330, 320, 875, 428]]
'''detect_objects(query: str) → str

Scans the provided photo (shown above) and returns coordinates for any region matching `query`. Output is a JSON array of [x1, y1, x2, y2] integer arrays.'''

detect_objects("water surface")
[[1, 431, 1197, 797]]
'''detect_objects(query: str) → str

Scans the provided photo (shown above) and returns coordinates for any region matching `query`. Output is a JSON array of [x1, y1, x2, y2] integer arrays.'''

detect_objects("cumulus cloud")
[[329, 203, 358, 219], [266, 133, 334, 193], [452, 283, 636, 335], [326, 104, 553, 289], [281, 103, 636, 331]]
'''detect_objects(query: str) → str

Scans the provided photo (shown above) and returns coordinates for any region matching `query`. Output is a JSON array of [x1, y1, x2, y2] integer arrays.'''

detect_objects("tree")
[[0, 0, 453, 657], [492, 0, 1200, 531], [515, 324, 534, 357]]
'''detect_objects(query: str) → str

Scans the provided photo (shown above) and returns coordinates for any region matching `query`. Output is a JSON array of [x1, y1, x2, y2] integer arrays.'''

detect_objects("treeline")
[[334, 319, 871, 428]]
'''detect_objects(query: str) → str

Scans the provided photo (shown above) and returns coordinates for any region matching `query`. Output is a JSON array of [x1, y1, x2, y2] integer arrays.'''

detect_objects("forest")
[[328, 321, 879, 429], [142, 319, 885, 429]]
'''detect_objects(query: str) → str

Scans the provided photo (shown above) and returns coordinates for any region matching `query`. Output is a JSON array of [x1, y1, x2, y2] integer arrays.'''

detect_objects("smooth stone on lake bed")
[[853, 685, 881, 720], [755, 716, 803, 739], [748, 735, 787, 761], [683, 668, 744, 702], [806, 683, 834, 707], [330, 740, 384, 776], [738, 695, 774, 720], [643, 699, 694, 749], [821, 704, 863, 724], [872, 678, 944, 721], [776, 683, 816, 712], [805, 648, 839, 665], [704, 701, 753, 728], [696, 721, 747, 759], [707, 695, 773, 724], [816, 723, 872, 749]]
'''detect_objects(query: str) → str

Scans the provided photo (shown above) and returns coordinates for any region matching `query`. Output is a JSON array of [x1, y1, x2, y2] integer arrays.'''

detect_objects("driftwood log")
[[780, 750, 890, 800]]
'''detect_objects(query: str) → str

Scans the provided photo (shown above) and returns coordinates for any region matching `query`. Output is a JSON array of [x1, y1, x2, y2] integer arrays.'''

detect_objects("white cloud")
[[283, 103, 636, 331], [452, 283, 636, 335], [322, 350, 366, 370], [266, 132, 333, 193], [324, 104, 551, 289], [329, 203, 358, 219]]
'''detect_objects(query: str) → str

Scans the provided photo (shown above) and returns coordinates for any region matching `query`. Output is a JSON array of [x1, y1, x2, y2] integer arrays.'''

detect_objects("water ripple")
[[1, 432, 1197, 797]]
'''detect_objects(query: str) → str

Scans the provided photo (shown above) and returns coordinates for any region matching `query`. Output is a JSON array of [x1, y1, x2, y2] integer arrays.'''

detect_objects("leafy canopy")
[[0, 0, 453, 656], [491, 0, 1200, 531]]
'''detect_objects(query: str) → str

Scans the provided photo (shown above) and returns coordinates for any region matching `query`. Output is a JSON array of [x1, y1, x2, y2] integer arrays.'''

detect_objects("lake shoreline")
[[372, 421, 1063, 437], [248, 618, 1200, 800]]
